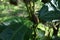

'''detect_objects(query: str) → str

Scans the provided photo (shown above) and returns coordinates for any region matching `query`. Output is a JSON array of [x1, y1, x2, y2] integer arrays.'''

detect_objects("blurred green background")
[[0, 0, 60, 40]]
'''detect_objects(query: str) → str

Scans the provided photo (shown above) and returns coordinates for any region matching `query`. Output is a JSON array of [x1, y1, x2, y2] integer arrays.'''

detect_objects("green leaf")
[[37, 23, 46, 31], [0, 17, 33, 40], [11, 25, 32, 40], [57, 0, 60, 9], [38, 1, 60, 21], [0, 24, 7, 33]]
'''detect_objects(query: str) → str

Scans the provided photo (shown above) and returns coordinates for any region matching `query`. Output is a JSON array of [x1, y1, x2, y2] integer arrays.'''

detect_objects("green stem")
[[32, 1, 37, 40], [33, 0, 35, 14], [25, 3, 31, 17], [24, 1, 38, 40], [33, 24, 37, 40]]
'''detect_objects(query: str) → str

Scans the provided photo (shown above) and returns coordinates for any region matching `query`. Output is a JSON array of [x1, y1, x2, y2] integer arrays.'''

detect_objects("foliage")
[[0, 0, 60, 40], [0, 17, 33, 40], [38, 0, 60, 21]]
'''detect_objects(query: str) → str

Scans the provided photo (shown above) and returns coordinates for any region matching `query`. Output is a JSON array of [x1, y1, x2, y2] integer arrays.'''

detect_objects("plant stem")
[[24, 0, 39, 40], [33, 24, 37, 40]]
